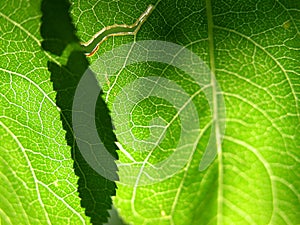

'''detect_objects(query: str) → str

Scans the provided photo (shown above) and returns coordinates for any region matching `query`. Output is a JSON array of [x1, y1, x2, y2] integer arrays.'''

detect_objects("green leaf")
[[70, 0, 300, 224], [1, 0, 300, 224]]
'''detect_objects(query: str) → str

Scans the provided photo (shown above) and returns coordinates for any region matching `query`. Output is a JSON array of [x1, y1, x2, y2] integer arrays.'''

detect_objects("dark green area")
[[40, 0, 119, 224]]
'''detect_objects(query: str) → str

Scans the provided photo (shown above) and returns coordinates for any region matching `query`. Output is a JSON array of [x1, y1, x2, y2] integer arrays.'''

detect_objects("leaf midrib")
[[205, 0, 224, 224]]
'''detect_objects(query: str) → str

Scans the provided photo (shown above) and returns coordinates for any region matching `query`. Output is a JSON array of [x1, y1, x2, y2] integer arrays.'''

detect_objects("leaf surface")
[[1, 0, 299, 224]]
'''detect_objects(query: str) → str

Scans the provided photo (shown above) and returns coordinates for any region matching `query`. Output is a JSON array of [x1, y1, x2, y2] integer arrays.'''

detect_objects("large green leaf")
[[1, 0, 299, 224], [70, 0, 300, 224]]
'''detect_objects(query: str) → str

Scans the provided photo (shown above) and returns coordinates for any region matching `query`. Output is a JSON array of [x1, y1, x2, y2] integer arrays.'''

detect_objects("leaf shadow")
[[40, 0, 120, 224]]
